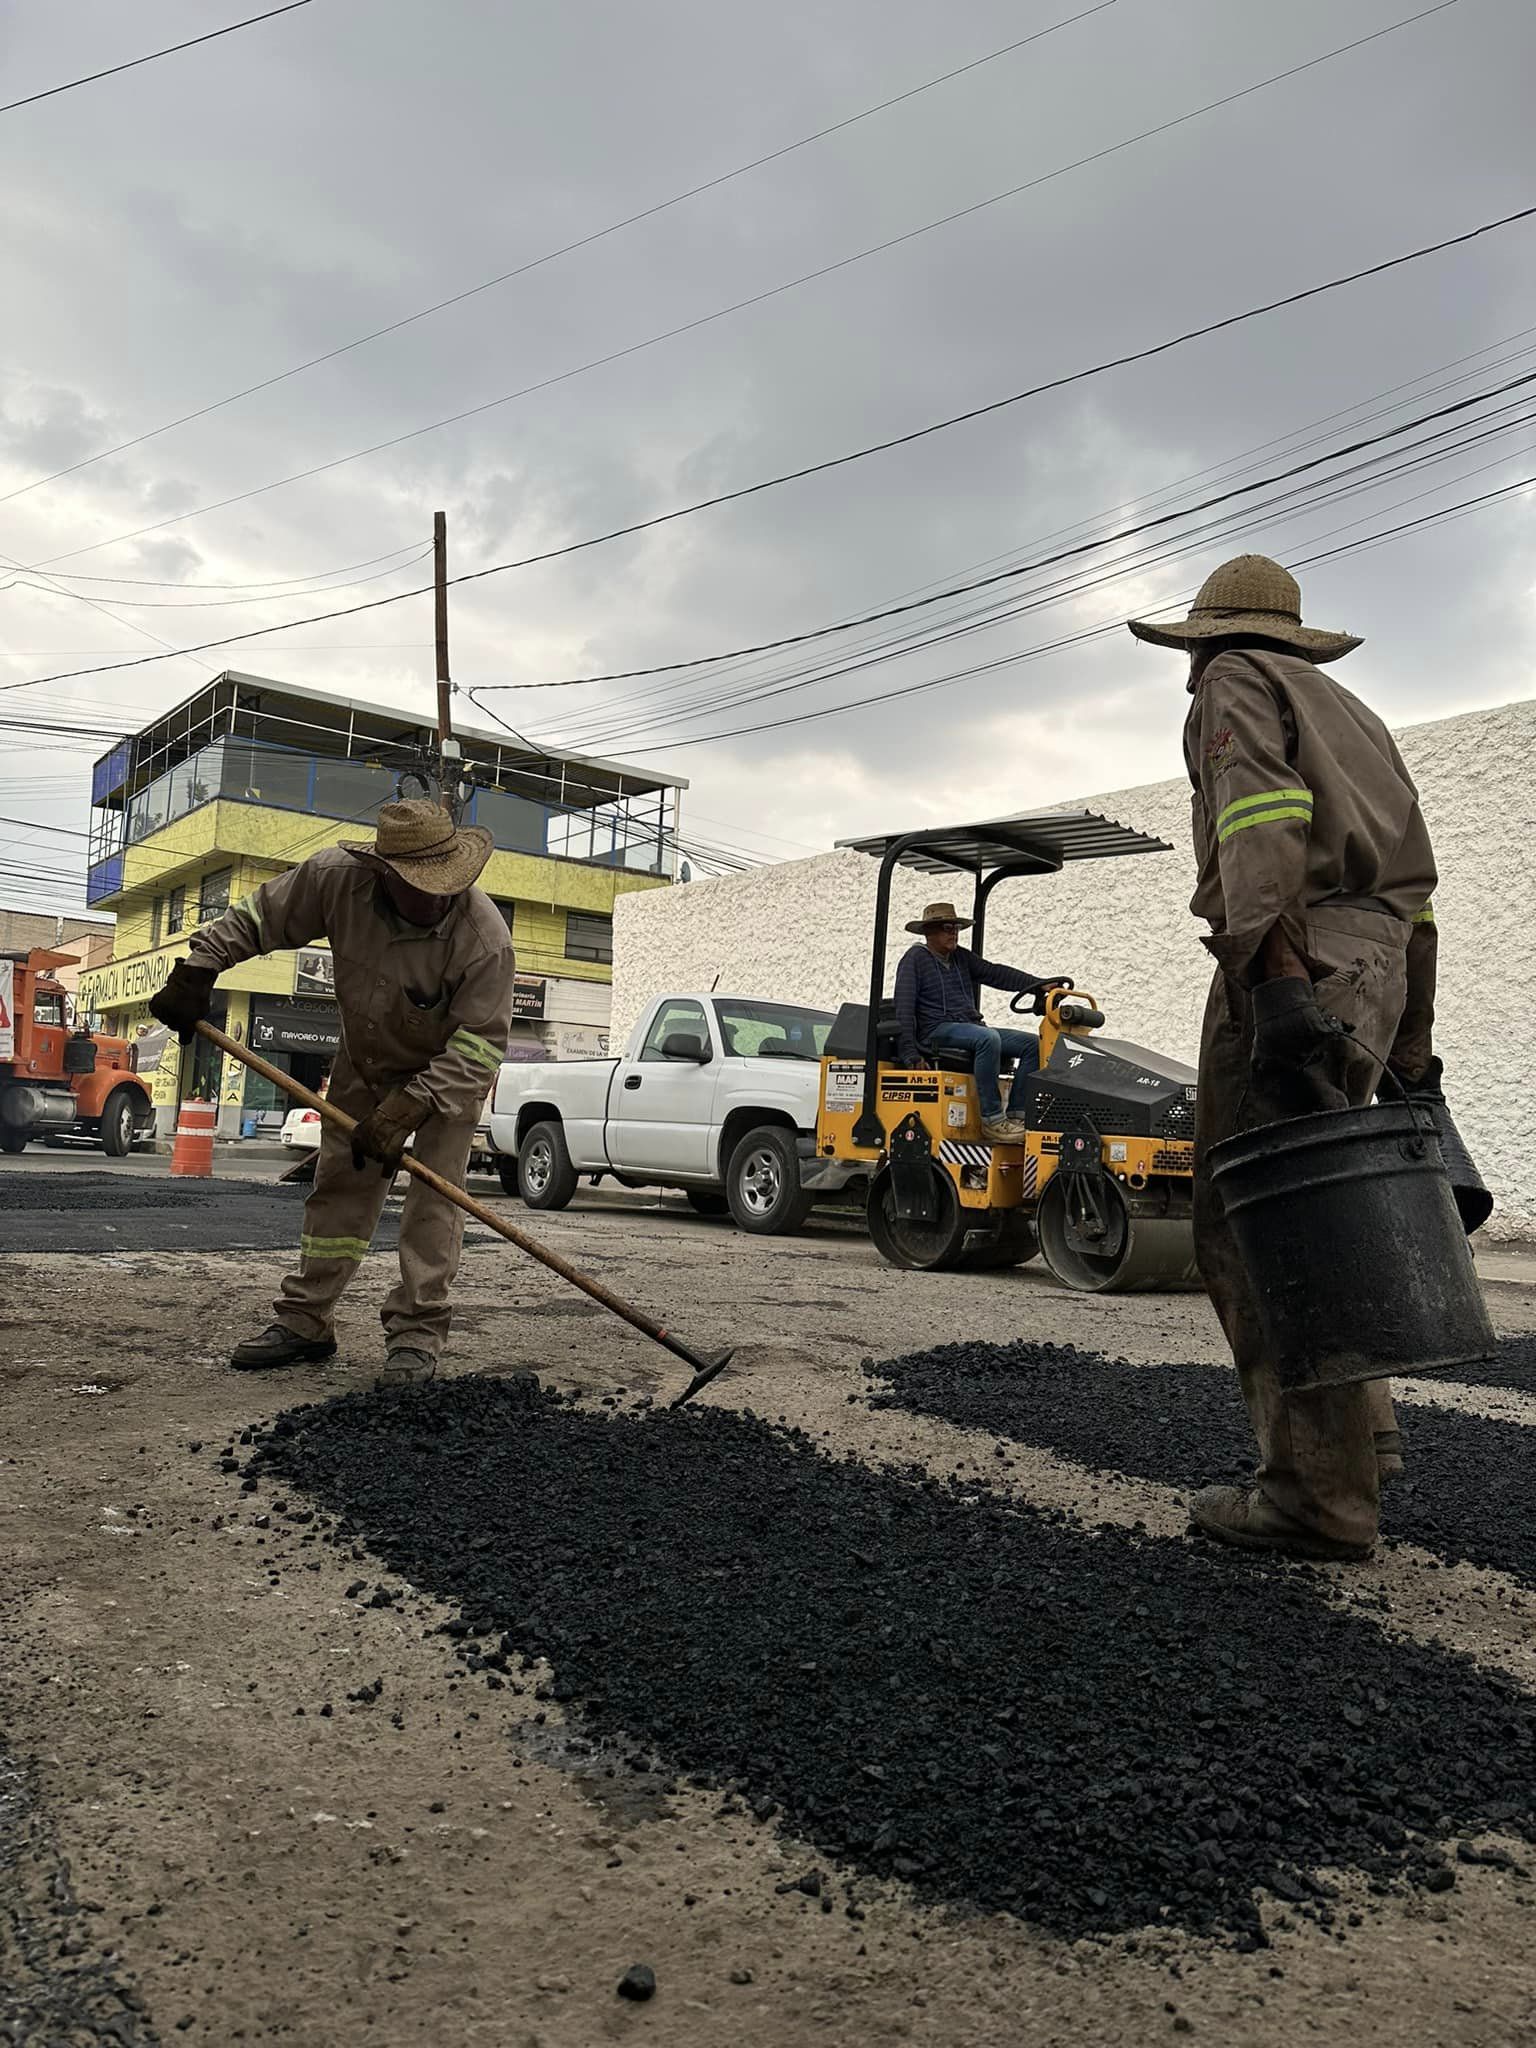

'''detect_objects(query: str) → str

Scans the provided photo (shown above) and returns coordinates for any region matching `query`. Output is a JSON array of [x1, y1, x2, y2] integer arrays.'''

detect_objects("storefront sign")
[[294, 947, 335, 996], [79, 946, 186, 1013], [513, 975, 546, 1020], [501, 1042, 550, 1063], [249, 999, 342, 1057]]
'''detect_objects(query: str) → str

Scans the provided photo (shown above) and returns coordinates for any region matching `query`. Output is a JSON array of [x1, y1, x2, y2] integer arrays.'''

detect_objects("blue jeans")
[[927, 1021, 1040, 1120]]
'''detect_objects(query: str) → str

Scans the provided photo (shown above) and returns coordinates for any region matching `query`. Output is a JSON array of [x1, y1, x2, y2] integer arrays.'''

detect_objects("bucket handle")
[[1357, 1042, 1432, 1157]]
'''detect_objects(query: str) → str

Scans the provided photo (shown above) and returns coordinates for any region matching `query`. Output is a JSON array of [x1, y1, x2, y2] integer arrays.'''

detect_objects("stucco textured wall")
[[616, 699, 1536, 1239]]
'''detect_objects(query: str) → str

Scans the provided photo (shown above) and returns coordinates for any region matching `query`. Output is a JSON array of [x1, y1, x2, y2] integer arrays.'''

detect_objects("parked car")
[[279, 1105, 323, 1149], [487, 993, 862, 1234]]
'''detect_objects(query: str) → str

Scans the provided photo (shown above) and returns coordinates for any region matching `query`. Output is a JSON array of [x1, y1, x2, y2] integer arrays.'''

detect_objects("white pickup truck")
[[487, 992, 863, 1234]]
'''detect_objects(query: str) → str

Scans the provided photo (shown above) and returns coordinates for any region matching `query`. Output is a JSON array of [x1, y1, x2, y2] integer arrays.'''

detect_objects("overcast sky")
[[2, 0, 1533, 909]]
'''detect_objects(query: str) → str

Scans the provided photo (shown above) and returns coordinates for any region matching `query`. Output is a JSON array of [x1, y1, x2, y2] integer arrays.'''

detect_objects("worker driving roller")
[[1130, 553, 1439, 1561], [150, 800, 514, 1387], [893, 900, 1072, 1143]]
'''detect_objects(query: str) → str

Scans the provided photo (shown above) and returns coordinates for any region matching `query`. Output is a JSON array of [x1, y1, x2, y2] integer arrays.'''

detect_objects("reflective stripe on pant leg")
[[380, 1112, 477, 1358], [275, 1056, 393, 1341]]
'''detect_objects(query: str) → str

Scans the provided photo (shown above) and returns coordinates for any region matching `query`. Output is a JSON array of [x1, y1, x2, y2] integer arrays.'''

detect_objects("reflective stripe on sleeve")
[[1215, 787, 1314, 844], [448, 1027, 504, 1072], [300, 1234, 371, 1262], [1413, 901, 1436, 925]]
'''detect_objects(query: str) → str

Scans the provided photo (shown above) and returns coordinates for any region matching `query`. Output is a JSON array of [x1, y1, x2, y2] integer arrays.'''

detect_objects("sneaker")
[[230, 1323, 337, 1372], [980, 1116, 1028, 1143], [1375, 1429, 1405, 1482], [375, 1347, 437, 1389], [1188, 1484, 1373, 1562]]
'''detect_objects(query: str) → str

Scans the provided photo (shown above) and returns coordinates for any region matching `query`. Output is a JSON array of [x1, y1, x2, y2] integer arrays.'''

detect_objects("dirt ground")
[[3, 1161, 1535, 2047]]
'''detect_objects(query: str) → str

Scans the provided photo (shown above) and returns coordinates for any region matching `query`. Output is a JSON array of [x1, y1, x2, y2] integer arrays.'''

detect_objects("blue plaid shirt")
[[893, 943, 1043, 1064]]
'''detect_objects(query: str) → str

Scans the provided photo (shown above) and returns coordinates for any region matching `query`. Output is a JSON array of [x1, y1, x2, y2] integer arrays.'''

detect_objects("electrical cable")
[[27, 540, 429, 593], [2, 545, 433, 611], [7, 195, 1532, 699], [19, 2, 1470, 572], [0, 4, 1111, 512], [1, 3, 314, 117]]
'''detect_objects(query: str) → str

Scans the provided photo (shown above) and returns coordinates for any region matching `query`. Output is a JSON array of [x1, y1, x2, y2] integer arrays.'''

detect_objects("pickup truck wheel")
[[99, 1088, 139, 1158], [518, 1121, 579, 1210], [726, 1126, 815, 1236], [0, 1127, 28, 1154], [496, 1153, 520, 1198], [684, 1189, 729, 1218]]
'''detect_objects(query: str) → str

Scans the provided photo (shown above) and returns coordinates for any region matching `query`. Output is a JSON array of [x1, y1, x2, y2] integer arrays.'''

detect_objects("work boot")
[[1375, 1429, 1405, 1482], [230, 1323, 337, 1372], [375, 1347, 436, 1389], [1188, 1484, 1373, 1563], [981, 1116, 1028, 1144]]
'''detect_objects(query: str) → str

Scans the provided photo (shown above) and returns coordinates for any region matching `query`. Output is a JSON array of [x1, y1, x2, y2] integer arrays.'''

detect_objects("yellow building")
[[80, 672, 684, 1137]]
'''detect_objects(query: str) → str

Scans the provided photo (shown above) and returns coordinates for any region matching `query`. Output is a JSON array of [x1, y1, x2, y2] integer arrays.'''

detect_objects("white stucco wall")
[[614, 699, 1536, 1239]]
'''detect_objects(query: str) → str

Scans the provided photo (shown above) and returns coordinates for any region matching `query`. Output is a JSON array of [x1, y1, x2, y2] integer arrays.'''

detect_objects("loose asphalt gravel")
[[246, 1376, 1536, 1950], [0, 1173, 399, 1255], [863, 1338, 1536, 1590], [0, 1742, 161, 2048]]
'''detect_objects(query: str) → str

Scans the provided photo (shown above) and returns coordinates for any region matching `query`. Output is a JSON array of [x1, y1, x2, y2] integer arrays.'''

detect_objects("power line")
[[0, 813, 87, 838], [3, 545, 433, 611], [595, 470, 1536, 757], [21, 1, 1467, 571], [33, 539, 428, 592], [7, 196, 1533, 700], [0, 4, 1110, 512], [477, 367, 1536, 696], [1, 2, 314, 117]]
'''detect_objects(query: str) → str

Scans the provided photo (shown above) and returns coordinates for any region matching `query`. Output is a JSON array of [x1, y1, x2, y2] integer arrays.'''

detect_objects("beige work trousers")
[[1193, 904, 1409, 1548], [273, 1053, 476, 1360]]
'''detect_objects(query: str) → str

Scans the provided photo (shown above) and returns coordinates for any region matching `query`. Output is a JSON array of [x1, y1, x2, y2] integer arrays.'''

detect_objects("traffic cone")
[[170, 1099, 216, 1178]]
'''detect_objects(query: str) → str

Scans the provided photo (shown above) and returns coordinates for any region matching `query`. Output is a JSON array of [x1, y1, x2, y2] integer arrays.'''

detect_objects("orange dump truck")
[[0, 949, 154, 1155]]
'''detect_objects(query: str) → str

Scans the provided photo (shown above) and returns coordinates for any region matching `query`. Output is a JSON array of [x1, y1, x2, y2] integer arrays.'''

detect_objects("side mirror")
[[660, 1032, 710, 1063]]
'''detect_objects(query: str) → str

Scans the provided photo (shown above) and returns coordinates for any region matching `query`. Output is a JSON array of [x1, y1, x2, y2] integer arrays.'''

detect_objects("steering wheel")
[[1010, 978, 1073, 1017]]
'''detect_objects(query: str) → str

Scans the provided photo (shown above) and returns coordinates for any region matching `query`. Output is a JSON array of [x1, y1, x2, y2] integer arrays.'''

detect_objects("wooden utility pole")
[[431, 509, 461, 814]]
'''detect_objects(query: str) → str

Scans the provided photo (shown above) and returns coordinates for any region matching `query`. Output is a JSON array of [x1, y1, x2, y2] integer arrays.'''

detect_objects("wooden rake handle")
[[193, 1020, 708, 1369]]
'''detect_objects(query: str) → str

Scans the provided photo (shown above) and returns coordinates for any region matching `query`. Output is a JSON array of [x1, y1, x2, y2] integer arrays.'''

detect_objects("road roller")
[[814, 807, 1200, 1291]]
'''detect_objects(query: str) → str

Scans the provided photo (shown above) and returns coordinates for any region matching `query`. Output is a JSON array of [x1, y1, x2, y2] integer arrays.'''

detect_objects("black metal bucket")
[[1209, 1101, 1495, 1393], [1421, 1100, 1495, 1235]]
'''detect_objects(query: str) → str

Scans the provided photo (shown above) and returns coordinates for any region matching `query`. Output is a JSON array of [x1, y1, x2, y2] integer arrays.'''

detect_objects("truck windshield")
[[715, 999, 834, 1061]]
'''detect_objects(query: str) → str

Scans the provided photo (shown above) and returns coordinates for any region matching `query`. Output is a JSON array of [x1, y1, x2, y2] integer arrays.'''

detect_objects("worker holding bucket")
[[1130, 555, 1490, 1562]]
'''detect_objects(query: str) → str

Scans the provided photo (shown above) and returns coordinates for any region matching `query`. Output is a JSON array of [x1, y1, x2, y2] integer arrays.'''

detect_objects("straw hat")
[[342, 800, 493, 895], [1127, 554, 1361, 662], [906, 900, 973, 935]]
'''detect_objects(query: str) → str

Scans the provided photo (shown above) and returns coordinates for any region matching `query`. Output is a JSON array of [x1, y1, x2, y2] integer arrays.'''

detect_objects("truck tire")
[[496, 1152, 520, 1198], [684, 1189, 729, 1218], [0, 1127, 28, 1154], [99, 1088, 140, 1158], [518, 1120, 579, 1211], [726, 1125, 815, 1236]]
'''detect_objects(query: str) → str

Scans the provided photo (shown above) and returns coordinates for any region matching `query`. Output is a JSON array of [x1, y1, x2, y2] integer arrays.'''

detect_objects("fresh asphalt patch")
[[245, 1378, 1536, 1948], [0, 1173, 400, 1255], [863, 1340, 1536, 1590]]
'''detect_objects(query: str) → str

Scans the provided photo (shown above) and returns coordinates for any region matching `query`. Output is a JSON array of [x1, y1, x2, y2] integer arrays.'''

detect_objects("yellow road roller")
[[814, 808, 1200, 1291]]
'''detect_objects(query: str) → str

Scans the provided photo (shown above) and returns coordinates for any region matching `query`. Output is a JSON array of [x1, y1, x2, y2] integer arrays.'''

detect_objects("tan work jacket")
[[1182, 648, 1437, 985], [190, 846, 515, 1122]]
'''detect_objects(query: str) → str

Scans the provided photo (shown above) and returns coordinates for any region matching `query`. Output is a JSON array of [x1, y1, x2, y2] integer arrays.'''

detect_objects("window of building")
[[166, 886, 186, 936], [639, 998, 708, 1062], [565, 910, 613, 963], [491, 899, 516, 937], [150, 895, 163, 947], [197, 867, 232, 924]]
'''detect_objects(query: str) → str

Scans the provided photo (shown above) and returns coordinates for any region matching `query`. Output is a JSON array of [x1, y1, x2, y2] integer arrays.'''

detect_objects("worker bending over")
[[894, 900, 1070, 1142], [152, 801, 514, 1385], [1129, 555, 1437, 1561]]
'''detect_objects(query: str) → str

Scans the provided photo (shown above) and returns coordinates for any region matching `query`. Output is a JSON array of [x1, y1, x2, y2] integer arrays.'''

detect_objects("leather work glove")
[[1402, 1054, 1446, 1103], [1251, 976, 1350, 1114], [350, 1088, 428, 1174], [149, 960, 216, 1044]]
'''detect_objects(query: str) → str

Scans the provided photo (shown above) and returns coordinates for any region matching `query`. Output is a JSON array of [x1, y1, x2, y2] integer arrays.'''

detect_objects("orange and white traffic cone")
[[170, 1098, 216, 1178]]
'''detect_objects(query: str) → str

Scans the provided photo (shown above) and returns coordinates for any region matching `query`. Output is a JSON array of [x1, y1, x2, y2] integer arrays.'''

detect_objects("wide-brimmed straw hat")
[[1127, 554, 1361, 662], [342, 799, 493, 895], [906, 900, 973, 935]]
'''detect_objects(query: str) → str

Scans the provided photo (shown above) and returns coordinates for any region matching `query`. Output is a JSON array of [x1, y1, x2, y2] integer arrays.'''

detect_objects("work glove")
[[149, 960, 216, 1044], [1251, 975, 1349, 1114], [350, 1088, 428, 1174], [1402, 1054, 1446, 1103], [1030, 977, 1075, 1016]]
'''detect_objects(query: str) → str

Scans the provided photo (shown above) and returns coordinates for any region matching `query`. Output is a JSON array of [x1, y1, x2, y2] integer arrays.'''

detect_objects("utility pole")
[[432, 509, 462, 816]]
